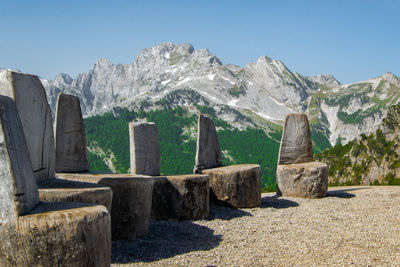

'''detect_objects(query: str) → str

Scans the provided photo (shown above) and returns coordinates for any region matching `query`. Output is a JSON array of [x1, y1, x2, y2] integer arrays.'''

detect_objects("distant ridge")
[[2, 42, 397, 145]]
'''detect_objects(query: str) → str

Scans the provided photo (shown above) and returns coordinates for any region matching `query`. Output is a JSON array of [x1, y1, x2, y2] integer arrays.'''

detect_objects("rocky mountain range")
[[20, 42, 400, 146]]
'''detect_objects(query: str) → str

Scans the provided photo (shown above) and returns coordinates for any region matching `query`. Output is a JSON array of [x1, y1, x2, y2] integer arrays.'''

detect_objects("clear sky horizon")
[[1, 0, 399, 84]]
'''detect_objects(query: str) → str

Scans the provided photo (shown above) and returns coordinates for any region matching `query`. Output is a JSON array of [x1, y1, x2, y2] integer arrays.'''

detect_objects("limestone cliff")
[[3, 42, 400, 147], [37, 43, 398, 147], [316, 102, 400, 185]]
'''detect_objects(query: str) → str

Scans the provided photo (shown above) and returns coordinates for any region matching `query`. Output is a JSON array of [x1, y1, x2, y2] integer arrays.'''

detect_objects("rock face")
[[307, 74, 341, 87], [129, 122, 160, 176], [0, 96, 111, 266], [41, 43, 298, 121], [278, 113, 313, 165], [316, 102, 400, 186], [151, 174, 210, 220], [55, 93, 89, 172], [276, 162, 328, 198], [193, 114, 222, 174], [203, 164, 261, 208], [38, 42, 400, 146], [57, 173, 154, 240], [0, 70, 55, 182], [276, 113, 328, 198]]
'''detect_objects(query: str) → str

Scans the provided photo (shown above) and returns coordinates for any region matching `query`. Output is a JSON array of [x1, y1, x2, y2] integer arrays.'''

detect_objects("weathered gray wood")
[[57, 173, 154, 240], [278, 113, 313, 165], [276, 162, 328, 198], [0, 95, 39, 221], [0, 202, 111, 267], [193, 114, 222, 174], [0, 72, 111, 208], [151, 174, 210, 220], [0, 70, 55, 182], [276, 113, 328, 198], [38, 178, 113, 211], [129, 122, 160, 176], [0, 95, 111, 266], [55, 93, 89, 172], [203, 164, 261, 208]]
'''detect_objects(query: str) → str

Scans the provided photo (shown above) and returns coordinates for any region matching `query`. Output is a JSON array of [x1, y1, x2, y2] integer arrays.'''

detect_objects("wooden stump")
[[203, 164, 261, 208], [57, 173, 154, 240], [38, 178, 113, 211], [151, 174, 210, 220], [276, 162, 328, 198], [0, 202, 111, 267]]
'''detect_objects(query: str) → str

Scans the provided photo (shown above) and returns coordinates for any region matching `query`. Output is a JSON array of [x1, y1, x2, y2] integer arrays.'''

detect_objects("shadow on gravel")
[[326, 187, 369, 198], [327, 190, 355, 198], [206, 205, 253, 220], [111, 221, 222, 264], [260, 195, 299, 209], [327, 187, 368, 198]]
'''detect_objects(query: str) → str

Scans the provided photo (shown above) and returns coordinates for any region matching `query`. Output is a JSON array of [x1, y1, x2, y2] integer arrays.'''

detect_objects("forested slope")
[[316, 102, 400, 186]]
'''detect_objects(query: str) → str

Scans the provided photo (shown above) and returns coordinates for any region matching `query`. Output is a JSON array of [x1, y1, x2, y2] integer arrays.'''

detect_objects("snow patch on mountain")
[[33, 42, 400, 146], [207, 73, 215, 81]]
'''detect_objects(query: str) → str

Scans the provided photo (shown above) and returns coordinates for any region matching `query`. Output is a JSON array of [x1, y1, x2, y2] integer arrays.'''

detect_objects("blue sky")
[[1, 0, 399, 83]]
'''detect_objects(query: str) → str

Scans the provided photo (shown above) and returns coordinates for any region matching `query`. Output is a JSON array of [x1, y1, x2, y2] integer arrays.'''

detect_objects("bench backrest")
[[0, 95, 39, 223]]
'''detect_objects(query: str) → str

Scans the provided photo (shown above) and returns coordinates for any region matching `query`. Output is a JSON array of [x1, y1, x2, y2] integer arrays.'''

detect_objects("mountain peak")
[[382, 72, 398, 82], [255, 56, 288, 72], [95, 57, 113, 66], [0, 67, 22, 74], [307, 74, 341, 86], [137, 43, 194, 60], [38, 42, 400, 152], [133, 42, 195, 69], [53, 73, 73, 86], [260, 55, 272, 62]]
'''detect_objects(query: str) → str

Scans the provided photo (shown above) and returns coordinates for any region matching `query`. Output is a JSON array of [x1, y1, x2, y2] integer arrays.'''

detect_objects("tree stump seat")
[[1, 202, 111, 267], [151, 174, 210, 220], [38, 178, 113, 210], [276, 113, 328, 198], [0, 72, 114, 209], [0, 95, 111, 266], [57, 172, 154, 240], [193, 114, 261, 208], [203, 164, 261, 208]]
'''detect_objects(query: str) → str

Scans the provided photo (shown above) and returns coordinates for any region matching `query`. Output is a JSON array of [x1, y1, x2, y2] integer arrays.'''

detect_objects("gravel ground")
[[112, 186, 400, 266]]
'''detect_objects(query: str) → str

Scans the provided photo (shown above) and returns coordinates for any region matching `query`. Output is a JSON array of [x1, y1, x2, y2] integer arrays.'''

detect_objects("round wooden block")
[[0, 202, 111, 267], [203, 164, 261, 208], [276, 161, 328, 199], [151, 174, 210, 220]]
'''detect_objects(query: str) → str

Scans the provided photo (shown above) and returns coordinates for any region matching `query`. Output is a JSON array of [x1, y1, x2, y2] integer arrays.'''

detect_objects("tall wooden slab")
[[55, 93, 89, 172], [0, 70, 55, 182]]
